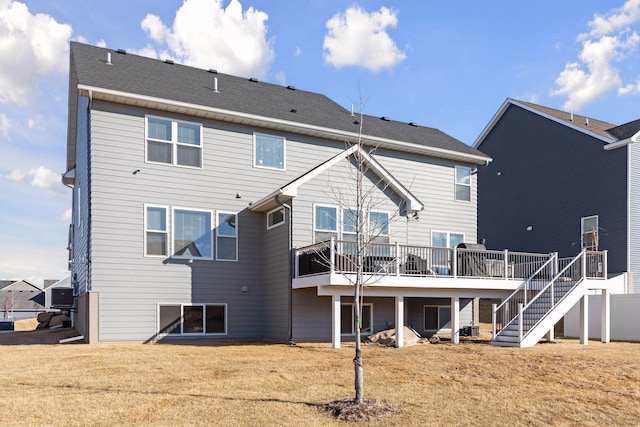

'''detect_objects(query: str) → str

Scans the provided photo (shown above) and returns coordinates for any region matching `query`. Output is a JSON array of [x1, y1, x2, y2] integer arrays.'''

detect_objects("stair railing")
[[492, 252, 557, 338]]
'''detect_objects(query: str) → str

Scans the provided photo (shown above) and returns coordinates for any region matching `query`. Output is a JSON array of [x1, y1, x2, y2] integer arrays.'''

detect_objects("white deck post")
[[331, 295, 341, 348], [546, 325, 554, 342], [395, 296, 404, 348], [491, 303, 497, 339], [579, 293, 589, 345], [601, 289, 610, 343], [451, 296, 460, 344]]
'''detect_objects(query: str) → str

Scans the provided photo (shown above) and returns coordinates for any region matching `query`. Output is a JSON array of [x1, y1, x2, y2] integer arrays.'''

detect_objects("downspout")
[[275, 195, 294, 344], [86, 89, 93, 293]]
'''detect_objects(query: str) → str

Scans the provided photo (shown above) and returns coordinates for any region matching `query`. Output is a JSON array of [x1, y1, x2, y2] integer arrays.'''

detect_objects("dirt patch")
[[319, 398, 400, 422], [0, 327, 82, 345]]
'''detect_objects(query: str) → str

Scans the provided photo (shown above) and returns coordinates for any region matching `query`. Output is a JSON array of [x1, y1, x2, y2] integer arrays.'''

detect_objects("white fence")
[[564, 287, 640, 342]]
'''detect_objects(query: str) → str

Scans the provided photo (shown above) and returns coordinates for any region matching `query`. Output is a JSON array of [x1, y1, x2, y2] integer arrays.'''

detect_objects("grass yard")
[[0, 337, 638, 426]]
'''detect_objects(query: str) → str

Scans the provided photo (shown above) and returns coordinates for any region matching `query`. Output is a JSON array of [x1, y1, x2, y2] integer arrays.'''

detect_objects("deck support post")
[[601, 289, 610, 343], [579, 293, 589, 345], [395, 295, 404, 348], [451, 296, 460, 344], [331, 294, 341, 349]]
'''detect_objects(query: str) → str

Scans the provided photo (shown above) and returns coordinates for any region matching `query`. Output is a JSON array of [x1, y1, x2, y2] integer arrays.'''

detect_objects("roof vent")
[[164, 59, 174, 64], [408, 122, 418, 127], [208, 69, 218, 74], [106, 52, 112, 65], [290, 108, 297, 113], [249, 77, 258, 82], [353, 120, 360, 125], [213, 77, 219, 93], [287, 85, 296, 90], [585, 117, 590, 126], [116, 49, 127, 55], [380, 116, 390, 121]]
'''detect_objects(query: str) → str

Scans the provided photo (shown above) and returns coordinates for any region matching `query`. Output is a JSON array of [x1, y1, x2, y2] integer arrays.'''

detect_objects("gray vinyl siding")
[[71, 94, 90, 296], [261, 209, 291, 341], [477, 104, 627, 274], [629, 143, 640, 292]]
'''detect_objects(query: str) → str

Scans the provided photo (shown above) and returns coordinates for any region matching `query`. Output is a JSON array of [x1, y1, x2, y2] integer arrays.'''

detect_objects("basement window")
[[158, 304, 226, 335]]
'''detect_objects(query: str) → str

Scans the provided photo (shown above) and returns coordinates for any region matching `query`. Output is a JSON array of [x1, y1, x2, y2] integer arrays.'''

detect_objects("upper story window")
[[145, 205, 168, 256], [314, 204, 338, 242], [315, 205, 390, 243], [173, 208, 212, 259], [147, 116, 202, 168], [216, 212, 238, 261], [254, 133, 285, 170], [581, 215, 599, 250], [455, 166, 471, 202]]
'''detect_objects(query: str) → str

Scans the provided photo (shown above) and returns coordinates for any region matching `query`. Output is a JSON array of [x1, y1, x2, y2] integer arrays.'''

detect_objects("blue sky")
[[1, 0, 639, 283]]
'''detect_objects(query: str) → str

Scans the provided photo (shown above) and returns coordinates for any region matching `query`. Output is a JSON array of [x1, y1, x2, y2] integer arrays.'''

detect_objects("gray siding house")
[[63, 43, 609, 347], [475, 99, 640, 293]]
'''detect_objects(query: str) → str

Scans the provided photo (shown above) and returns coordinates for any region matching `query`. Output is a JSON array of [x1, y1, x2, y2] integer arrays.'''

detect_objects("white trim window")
[[158, 303, 227, 335], [431, 230, 464, 248], [581, 215, 599, 250], [455, 165, 471, 202], [172, 208, 213, 259], [314, 204, 338, 242], [341, 303, 373, 335], [424, 305, 451, 331], [267, 207, 285, 229], [146, 116, 202, 168], [254, 133, 285, 170], [145, 205, 168, 256], [216, 212, 238, 261]]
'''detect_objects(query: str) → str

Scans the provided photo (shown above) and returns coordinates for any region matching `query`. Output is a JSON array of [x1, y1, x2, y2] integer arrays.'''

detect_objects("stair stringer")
[[519, 278, 588, 348]]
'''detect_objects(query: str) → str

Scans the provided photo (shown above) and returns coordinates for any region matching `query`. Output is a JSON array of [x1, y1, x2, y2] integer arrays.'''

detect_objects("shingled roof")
[[66, 42, 489, 171]]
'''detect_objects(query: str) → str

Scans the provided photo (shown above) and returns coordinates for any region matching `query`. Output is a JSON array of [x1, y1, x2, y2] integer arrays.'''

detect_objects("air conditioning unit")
[[51, 288, 75, 309]]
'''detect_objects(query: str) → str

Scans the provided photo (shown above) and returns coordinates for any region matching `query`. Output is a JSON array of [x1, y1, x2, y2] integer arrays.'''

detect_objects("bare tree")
[[314, 107, 403, 404]]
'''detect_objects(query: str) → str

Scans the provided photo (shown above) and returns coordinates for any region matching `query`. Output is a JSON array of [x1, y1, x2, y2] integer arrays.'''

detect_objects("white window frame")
[[431, 230, 465, 248], [144, 204, 169, 257], [171, 207, 214, 260], [423, 305, 451, 331], [216, 211, 238, 261], [145, 115, 203, 169], [369, 210, 390, 237], [581, 215, 599, 250], [314, 204, 339, 242], [455, 165, 471, 202], [341, 303, 373, 335], [157, 303, 227, 336], [267, 207, 285, 230], [253, 132, 286, 171]]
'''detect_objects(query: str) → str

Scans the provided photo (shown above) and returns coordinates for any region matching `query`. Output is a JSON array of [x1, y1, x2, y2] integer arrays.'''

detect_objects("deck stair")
[[491, 250, 603, 348]]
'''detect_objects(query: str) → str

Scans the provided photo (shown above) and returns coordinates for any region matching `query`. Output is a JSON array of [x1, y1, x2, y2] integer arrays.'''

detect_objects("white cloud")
[[274, 71, 286, 86], [6, 169, 25, 181], [140, 0, 274, 78], [0, 113, 10, 136], [61, 208, 72, 222], [552, 0, 640, 110], [294, 46, 301, 57], [0, 243, 67, 281], [323, 6, 406, 72], [28, 165, 60, 191], [0, 1, 72, 106]]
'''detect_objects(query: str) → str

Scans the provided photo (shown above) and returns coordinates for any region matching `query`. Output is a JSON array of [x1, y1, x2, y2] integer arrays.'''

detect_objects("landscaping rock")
[[49, 315, 71, 328], [37, 312, 57, 324]]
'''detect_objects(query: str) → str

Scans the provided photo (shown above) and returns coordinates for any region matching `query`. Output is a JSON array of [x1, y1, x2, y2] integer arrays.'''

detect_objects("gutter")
[[604, 130, 640, 151], [275, 195, 295, 345]]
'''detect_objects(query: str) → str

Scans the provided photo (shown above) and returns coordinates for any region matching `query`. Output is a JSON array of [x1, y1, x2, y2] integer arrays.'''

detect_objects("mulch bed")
[[319, 398, 401, 422]]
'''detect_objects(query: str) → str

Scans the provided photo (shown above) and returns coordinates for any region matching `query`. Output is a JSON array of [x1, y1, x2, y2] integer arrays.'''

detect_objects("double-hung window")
[[145, 205, 168, 256], [158, 303, 226, 335], [216, 212, 237, 261], [173, 208, 212, 259], [314, 205, 338, 242], [455, 165, 471, 201], [431, 231, 464, 249], [254, 133, 285, 170], [147, 116, 202, 168]]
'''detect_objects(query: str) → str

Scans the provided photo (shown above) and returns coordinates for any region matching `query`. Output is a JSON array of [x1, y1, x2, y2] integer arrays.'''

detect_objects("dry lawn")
[[0, 336, 638, 426]]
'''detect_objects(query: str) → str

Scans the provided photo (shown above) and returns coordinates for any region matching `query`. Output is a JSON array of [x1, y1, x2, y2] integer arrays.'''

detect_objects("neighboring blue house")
[[63, 43, 609, 347], [475, 99, 640, 293]]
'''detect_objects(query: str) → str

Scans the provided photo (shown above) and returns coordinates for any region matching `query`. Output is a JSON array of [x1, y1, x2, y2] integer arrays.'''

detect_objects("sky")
[[0, 0, 639, 284]]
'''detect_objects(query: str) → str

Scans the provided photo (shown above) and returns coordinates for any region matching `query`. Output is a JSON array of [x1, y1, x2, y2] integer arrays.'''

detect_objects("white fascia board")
[[77, 84, 489, 165], [604, 131, 639, 151]]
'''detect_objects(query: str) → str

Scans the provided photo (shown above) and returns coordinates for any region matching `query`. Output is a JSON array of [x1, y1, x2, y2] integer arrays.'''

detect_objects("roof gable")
[[474, 99, 618, 148], [250, 145, 424, 213]]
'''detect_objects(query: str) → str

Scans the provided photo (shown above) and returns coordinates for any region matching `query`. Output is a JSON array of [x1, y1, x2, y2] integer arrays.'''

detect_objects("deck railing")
[[492, 249, 607, 338], [295, 238, 554, 280]]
